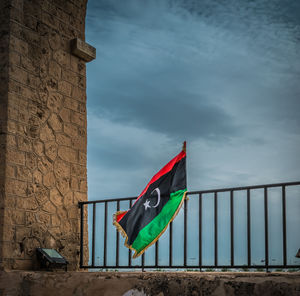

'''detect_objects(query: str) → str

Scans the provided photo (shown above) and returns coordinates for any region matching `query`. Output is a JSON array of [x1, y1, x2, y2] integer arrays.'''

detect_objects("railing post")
[[92, 203, 96, 267], [230, 190, 234, 267], [116, 200, 120, 267], [79, 203, 84, 268], [169, 221, 173, 267], [184, 198, 187, 267], [104, 201, 107, 267], [264, 187, 269, 272], [199, 193, 202, 270], [282, 185, 287, 267], [247, 189, 251, 267], [214, 192, 218, 267], [128, 199, 132, 266]]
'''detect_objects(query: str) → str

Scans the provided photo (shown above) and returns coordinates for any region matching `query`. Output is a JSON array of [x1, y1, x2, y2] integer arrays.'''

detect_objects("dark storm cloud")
[[86, 0, 300, 198], [87, 0, 300, 141]]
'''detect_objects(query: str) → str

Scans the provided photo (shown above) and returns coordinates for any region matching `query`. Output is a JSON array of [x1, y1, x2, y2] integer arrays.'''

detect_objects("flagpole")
[[182, 141, 186, 152]]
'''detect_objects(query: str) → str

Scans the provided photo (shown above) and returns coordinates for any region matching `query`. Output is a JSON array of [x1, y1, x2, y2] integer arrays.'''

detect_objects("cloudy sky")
[[84, 0, 300, 267], [86, 0, 300, 199]]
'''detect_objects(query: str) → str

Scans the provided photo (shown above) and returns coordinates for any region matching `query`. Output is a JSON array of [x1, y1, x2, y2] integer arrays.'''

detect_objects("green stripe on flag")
[[132, 189, 187, 255]]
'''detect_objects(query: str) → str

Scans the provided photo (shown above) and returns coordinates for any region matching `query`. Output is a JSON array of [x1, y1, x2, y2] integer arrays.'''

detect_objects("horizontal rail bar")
[[81, 265, 300, 269], [187, 181, 300, 195], [78, 181, 300, 205]]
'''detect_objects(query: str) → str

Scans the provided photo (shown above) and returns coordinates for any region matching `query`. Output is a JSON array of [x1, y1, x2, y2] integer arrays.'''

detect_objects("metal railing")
[[78, 181, 300, 270]]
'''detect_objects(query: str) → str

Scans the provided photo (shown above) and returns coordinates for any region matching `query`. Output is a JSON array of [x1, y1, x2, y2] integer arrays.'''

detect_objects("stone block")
[[70, 163, 85, 177], [20, 56, 39, 75], [32, 169, 42, 184], [25, 211, 36, 225], [55, 133, 72, 146], [10, 50, 20, 66], [6, 134, 17, 148], [58, 80, 72, 96], [63, 122, 78, 138], [47, 92, 63, 113], [37, 156, 53, 175], [50, 188, 63, 206], [17, 136, 32, 152], [26, 152, 38, 170], [78, 151, 86, 165], [6, 149, 25, 165], [9, 64, 28, 85], [56, 177, 70, 195], [10, 35, 28, 55], [36, 212, 50, 225], [33, 185, 49, 206], [40, 124, 55, 142], [43, 171, 55, 188], [62, 68, 77, 85], [12, 259, 33, 270], [63, 96, 79, 112], [53, 49, 70, 68], [51, 214, 61, 226], [33, 140, 44, 156], [48, 113, 63, 132], [49, 60, 62, 79], [45, 141, 58, 161], [63, 191, 73, 206], [6, 178, 27, 196], [74, 191, 86, 203], [59, 107, 70, 122], [53, 158, 70, 178], [58, 146, 77, 163], [16, 226, 31, 242], [4, 208, 25, 226], [42, 201, 56, 214], [16, 165, 32, 182], [70, 38, 96, 62], [16, 197, 38, 211], [70, 176, 79, 191], [68, 206, 78, 219], [70, 55, 85, 75], [70, 110, 85, 127]]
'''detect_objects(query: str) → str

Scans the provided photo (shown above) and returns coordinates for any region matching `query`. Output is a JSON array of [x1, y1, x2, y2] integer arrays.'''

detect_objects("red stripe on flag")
[[135, 150, 186, 203], [116, 211, 128, 222]]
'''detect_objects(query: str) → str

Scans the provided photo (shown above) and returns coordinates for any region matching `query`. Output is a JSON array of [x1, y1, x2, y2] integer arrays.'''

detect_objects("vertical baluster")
[[104, 201, 107, 267], [128, 199, 132, 266], [264, 187, 269, 270], [184, 198, 187, 267], [282, 186, 287, 267], [214, 192, 218, 267], [199, 194, 202, 270], [247, 189, 251, 267], [169, 221, 173, 267], [155, 240, 159, 267], [92, 203, 96, 267], [230, 190, 234, 267], [80, 203, 84, 268], [116, 201, 120, 267]]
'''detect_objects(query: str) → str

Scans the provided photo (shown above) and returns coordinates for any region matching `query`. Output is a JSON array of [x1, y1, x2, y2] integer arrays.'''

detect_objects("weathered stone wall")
[[0, 0, 89, 270], [0, 271, 300, 296]]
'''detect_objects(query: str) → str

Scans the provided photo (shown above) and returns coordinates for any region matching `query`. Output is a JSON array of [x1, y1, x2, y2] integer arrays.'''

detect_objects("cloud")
[[86, 0, 300, 200]]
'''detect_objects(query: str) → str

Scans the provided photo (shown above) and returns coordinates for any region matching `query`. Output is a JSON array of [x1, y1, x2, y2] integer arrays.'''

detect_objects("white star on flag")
[[143, 199, 151, 210]]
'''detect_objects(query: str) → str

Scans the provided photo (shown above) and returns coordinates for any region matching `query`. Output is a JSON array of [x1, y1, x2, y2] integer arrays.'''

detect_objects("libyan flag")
[[113, 142, 187, 258]]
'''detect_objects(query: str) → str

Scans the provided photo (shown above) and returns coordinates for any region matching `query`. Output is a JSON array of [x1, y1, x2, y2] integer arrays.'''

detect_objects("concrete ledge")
[[71, 38, 96, 62], [0, 271, 299, 296]]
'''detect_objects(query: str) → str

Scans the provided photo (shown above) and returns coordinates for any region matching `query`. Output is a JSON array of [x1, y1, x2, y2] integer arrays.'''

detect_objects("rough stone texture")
[[0, 271, 300, 296], [0, 0, 89, 270]]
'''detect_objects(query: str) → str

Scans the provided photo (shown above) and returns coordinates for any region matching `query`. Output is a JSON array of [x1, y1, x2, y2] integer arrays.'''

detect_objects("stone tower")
[[0, 0, 95, 270]]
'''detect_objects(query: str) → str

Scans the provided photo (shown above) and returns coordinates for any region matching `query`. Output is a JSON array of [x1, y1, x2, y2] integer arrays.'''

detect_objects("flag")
[[113, 142, 187, 258]]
